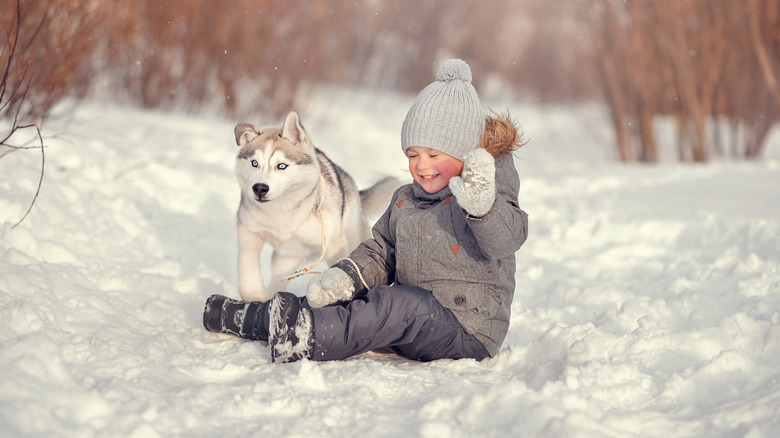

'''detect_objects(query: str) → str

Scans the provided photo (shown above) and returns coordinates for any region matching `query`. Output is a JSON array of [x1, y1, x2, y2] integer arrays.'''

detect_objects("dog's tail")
[[359, 176, 403, 221]]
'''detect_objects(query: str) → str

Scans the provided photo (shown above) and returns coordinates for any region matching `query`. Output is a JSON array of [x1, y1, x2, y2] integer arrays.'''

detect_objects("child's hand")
[[306, 267, 355, 308], [449, 148, 496, 217]]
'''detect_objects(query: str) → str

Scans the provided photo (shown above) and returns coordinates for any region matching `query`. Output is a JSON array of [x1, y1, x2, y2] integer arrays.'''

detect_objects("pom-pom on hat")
[[401, 59, 485, 161]]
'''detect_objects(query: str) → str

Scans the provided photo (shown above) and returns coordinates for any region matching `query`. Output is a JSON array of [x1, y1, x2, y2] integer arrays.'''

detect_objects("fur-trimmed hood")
[[479, 114, 524, 159]]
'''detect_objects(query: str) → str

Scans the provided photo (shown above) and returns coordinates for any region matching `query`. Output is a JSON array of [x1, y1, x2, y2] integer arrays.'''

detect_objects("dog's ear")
[[235, 123, 259, 147], [281, 111, 310, 149]]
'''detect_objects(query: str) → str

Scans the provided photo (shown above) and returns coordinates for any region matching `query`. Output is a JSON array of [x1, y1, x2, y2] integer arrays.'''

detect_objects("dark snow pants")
[[303, 284, 490, 362]]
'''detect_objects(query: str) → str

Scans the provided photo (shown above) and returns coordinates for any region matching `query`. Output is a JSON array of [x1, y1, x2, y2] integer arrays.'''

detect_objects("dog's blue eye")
[[251, 160, 258, 167], [277, 163, 288, 170]]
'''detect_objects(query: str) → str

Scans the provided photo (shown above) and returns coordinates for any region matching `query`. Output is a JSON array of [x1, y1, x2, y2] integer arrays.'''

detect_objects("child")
[[203, 59, 529, 363]]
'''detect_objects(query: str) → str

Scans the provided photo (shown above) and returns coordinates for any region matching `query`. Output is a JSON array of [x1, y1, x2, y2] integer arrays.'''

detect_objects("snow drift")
[[1, 88, 779, 437]]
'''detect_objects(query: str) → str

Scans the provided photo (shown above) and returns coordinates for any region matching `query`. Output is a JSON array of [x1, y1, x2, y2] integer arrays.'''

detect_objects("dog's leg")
[[237, 221, 268, 302], [269, 251, 311, 286], [323, 235, 349, 267]]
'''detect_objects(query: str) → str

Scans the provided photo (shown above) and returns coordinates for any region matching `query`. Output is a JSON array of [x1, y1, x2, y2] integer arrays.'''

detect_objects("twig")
[[12, 120, 45, 229], [0, 122, 34, 146]]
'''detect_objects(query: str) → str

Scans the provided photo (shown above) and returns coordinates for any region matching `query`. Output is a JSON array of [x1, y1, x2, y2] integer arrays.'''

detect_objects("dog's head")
[[234, 111, 319, 204]]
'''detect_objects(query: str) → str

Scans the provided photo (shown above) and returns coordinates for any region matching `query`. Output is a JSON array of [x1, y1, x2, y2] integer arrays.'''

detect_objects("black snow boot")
[[268, 292, 313, 363], [203, 294, 269, 341]]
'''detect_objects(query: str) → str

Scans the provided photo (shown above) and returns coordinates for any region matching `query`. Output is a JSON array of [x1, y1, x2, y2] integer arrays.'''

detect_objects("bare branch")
[[12, 120, 45, 229], [1, 0, 48, 227]]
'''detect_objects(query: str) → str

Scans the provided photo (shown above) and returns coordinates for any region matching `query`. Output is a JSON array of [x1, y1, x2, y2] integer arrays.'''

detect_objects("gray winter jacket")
[[336, 116, 529, 356]]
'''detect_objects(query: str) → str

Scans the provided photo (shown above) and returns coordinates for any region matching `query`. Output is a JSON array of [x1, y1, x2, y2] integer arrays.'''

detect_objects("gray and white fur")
[[234, 110, 399, 302]]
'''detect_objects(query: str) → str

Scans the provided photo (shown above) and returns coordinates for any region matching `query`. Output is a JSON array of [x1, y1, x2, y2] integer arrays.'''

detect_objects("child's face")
[[406, 146, 464, 193]]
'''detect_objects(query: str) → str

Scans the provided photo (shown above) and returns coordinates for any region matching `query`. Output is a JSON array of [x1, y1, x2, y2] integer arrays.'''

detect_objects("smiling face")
[[406, 146, 464, 193]]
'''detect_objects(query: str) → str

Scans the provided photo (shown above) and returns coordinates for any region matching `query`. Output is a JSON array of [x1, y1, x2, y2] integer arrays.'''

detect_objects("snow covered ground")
[[1, 87, 779, 437]]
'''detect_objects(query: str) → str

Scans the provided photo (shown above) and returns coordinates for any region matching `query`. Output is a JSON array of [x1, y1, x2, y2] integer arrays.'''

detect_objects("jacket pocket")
[[431, 281, 495, 314]]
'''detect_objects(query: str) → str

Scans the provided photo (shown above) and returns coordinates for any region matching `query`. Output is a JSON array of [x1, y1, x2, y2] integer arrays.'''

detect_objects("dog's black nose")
[[253, 183, 270, 200]]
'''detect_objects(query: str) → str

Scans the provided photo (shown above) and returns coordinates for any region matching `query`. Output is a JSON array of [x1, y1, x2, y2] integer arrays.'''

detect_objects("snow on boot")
[[268, 292, 313, 363], [203, 294, 269, 341]]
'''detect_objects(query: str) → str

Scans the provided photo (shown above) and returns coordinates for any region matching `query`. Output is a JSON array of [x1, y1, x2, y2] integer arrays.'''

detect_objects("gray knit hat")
[[401, 59, 485, 161]]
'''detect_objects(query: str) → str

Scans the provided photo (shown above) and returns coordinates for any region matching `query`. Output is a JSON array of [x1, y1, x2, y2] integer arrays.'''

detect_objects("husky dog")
[[234, 111, 398, 302]]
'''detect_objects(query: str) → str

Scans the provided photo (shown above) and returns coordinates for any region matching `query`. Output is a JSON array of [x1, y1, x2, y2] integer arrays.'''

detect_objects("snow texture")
[[1, 87, 780, 437]]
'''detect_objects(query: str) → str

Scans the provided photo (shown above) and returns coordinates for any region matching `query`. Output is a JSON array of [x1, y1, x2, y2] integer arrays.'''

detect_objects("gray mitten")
[[306, 267, 355, 308], [449, 148, 496, 217]]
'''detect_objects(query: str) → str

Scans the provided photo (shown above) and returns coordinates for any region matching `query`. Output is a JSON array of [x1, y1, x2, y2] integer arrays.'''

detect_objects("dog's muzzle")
[[253, 183, 270, 202]]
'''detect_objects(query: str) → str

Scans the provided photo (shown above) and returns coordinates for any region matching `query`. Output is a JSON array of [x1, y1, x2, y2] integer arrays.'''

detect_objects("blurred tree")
[[3, 0, 778, 162], [1, 0, 100, 123], [1, 0, 94, 226], [581, 0, 779, 162]]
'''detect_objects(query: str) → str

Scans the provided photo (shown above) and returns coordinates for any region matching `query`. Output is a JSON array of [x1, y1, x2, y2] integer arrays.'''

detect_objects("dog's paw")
[[238, 284, 269, 302], [199, 330, 236, 344]]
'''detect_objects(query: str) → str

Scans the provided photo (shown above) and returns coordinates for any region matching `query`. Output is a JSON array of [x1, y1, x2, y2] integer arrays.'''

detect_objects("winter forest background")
[[2, 1, 780, 437], [3, 0, 780, 163]]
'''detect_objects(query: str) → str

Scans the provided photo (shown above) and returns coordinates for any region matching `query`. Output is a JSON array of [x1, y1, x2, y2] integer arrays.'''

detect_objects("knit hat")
[[401, 59, 485, 161]]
